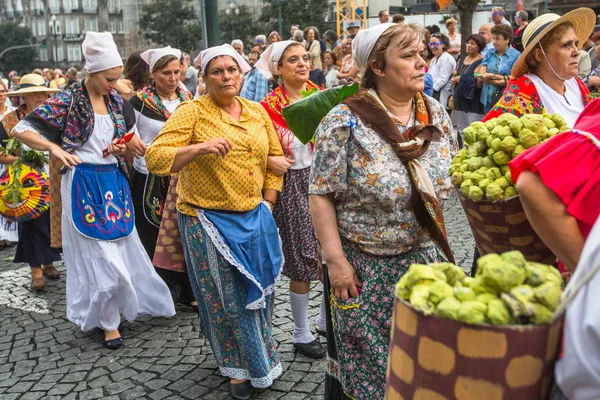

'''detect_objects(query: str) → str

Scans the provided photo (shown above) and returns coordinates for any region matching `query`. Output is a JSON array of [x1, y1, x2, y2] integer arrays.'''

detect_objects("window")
[[110, 20, 118, 33], [82, 0, 97, 11], [118, 20, 124, 33], [37, 20, 47, 35], [68, 45, 82, 62], [63, 0, 78, 10], [108, 0, 122, 12], [49, 0, 60, 13], [39, 48, 49, 62], [65, 17, 80, 35], [49, 19, 62, 35], [57, 46, 64, 62], [84, 17, 97, 32]]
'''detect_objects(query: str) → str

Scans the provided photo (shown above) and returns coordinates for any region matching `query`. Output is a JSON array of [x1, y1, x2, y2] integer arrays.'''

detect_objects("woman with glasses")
[[428, 33, 456, 113], [475, 24, 520, 114], [513, 11, 529, 52]]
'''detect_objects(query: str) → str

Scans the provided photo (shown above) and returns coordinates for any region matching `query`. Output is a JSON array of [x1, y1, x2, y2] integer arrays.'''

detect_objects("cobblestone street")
[[0, 192, 474, 400]]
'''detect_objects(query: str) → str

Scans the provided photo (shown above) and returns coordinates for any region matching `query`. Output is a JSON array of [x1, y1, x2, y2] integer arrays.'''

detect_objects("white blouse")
[[429, 52, 456, 109], [525, 74, 585, 127], [133, 99, 180, 174]]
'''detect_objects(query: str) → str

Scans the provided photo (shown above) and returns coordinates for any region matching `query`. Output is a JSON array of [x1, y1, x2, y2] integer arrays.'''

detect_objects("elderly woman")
[[257, 41, 326, 359], [476, 24, 521, 114], [452, 34, 486, 145], [10, 32, 175, 349], [0, 79, 16, 248], [445, 17, 461, 58], [484, 9, 593, 126], [0, 74, 62, 288], [304, 26, 322, 70], [145, 44, 284, 400], [128, 46, 195, 310], [309, 23, 457, 399], [429, 33, 456, 112], [513, 10, 529, 52], [0, 80, 13, 119]]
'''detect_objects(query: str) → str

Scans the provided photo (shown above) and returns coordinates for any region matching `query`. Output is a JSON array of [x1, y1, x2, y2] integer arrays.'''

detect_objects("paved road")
[[0, 192, 474, 400]]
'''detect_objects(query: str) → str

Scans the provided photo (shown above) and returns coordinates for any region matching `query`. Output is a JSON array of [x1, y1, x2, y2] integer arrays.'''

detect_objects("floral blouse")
[[309, 99, 457, 256]]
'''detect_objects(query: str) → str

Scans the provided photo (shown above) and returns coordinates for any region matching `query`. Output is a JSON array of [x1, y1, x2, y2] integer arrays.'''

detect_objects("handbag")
[[71, 163, 134, 241]]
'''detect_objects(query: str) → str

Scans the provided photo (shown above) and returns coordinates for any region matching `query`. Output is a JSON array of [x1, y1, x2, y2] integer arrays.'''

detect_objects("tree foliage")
[[452, 0, 480, 56], [219, 5, 260, 50], [259, 0, 332, 38], [139, 0, 203, 53], [0, 22, 37, 74]]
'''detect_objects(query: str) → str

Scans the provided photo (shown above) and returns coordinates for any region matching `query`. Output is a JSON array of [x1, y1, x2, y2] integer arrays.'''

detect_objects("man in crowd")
[[378, 9, 390, 24], [347, 21, 360, 36], [290, 24, 300, 40], [479, 23, 494, 56], [254, 34, 267, 52], [180, 52, 198, 94], [492, 7, 511, 26], [231, 39, 248, 61], [239, 50, 269, 103]]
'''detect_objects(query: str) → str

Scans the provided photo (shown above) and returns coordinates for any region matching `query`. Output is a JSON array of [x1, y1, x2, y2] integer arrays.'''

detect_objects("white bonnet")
[[82, 32, 123, 74]]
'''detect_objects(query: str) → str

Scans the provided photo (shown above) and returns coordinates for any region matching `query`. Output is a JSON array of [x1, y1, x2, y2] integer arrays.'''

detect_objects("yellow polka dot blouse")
[[145, 95, 284, 216]]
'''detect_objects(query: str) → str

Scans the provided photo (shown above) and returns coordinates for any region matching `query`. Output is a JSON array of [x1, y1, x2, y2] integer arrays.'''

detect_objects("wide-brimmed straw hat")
[[7, 74, 61, 96], [512, 8, 596, 78]]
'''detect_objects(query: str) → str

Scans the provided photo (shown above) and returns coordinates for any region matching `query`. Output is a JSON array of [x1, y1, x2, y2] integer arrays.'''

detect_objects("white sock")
[[290, 290, 315, 344], [315, 293, 327, 330]]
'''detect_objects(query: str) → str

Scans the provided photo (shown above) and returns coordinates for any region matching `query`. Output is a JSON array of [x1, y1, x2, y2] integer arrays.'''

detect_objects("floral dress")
[[309, 98, 457, 399]]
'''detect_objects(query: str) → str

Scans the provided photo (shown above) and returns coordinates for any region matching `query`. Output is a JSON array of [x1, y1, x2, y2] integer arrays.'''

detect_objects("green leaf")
[[282, 83, 360, 144]]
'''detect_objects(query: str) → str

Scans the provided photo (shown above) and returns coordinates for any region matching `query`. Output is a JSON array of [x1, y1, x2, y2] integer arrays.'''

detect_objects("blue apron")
[[71, 163, 134, 241]]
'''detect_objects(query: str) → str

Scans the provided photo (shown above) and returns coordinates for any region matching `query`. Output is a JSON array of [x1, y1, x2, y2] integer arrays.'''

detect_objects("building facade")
[[0, 0, 126, 67]]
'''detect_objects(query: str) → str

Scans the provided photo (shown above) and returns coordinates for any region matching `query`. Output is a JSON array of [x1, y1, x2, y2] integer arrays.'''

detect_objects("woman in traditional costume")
[[309, 23, 457, 399], [10, 32, 175, 349], [257, 40, 326, 359], [128, 46, 196, 310], [484, 8, 595, 126], [0, 74, 62, 290], [146, 44, 284, 400]]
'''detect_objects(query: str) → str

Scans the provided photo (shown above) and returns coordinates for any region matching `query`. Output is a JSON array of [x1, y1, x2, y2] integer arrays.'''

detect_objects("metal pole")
[[53, 33, 58, 63], [0, 44, 40, 61], [205, 0, 220, 47], [199, 0, 209, 50]]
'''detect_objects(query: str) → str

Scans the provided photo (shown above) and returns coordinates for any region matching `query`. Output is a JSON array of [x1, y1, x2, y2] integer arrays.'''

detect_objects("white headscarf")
[[141, 46, 182, 73], [255, 40, 297, 79], [196, 44, 251, 76], [352, 23, 395, 75], [82, 32, 123, 74]]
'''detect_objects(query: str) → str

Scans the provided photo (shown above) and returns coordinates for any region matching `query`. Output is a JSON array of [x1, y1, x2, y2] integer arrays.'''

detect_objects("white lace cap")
[[140, 46, 181, 73]]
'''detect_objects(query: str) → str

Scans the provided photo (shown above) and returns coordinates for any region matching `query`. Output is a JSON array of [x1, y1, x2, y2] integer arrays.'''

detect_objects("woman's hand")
[[107, 139, 127, 157], [49, 144, 81, 170], [267, 155, 295, 176], [126, 136, 147, 158], [481, 72, 494, 82], [328, 256, 362, 300], [197, 138, 233, 157]]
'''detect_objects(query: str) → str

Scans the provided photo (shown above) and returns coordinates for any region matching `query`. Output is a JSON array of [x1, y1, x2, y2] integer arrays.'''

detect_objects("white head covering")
[[82, 32, 123, 74], [140, 46, 182, 73], [255, 40, 298, 79], [196, 44, 251, 76], [352, 23, 395, 75]]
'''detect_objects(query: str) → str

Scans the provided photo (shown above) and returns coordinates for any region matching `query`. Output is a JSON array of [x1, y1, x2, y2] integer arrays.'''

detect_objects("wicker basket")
[[458, 191, 556, 265], [385, 298, 563, 400]]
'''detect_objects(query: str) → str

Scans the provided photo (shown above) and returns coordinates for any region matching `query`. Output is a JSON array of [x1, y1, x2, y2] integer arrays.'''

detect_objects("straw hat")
[[7, 74, 61, 96], [511, 8, 596, 78]]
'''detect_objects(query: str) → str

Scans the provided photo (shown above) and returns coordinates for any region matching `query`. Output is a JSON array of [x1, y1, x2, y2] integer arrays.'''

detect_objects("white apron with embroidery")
[[60, 113, 175, 331]]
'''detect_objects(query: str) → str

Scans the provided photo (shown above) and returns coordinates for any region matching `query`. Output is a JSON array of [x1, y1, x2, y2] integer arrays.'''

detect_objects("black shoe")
[[293, 340, 326, 358], [102, 337, 123, 349], [229, 380, 253, 400]]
